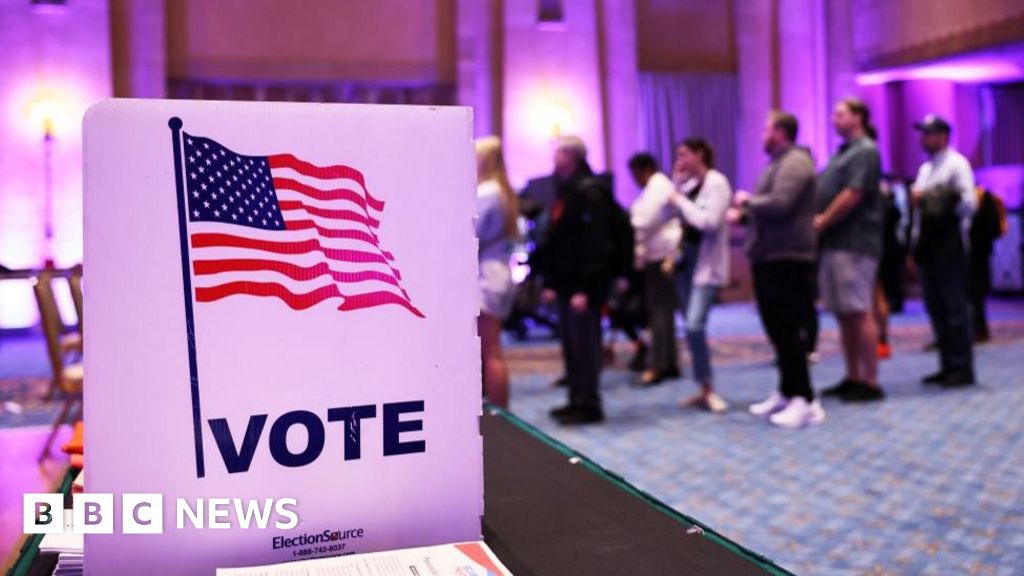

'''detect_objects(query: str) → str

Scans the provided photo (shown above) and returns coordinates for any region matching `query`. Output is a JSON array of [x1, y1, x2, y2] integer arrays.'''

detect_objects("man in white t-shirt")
[[911, 114, 977, 387], [628, 153, 682, 386]]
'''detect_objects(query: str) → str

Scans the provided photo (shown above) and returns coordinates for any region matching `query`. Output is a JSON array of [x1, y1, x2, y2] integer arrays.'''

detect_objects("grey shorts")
[[818, 249, 878, 314]]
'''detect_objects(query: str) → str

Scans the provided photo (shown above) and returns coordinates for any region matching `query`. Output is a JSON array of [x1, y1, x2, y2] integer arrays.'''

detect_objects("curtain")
[[982, 83, 1024, 167], [637, 72, 739, 185]]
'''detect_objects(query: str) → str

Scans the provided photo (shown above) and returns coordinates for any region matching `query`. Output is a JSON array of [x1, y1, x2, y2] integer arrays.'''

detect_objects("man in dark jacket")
[[533, 136, 618, 425]]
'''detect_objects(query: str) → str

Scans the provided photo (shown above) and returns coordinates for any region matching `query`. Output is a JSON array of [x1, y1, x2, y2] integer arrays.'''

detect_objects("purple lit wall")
[[977, 166, 1024, 210], [501, 0, 607, 189], [0, 1, 112, 328], [856, 42, 1024, 178]]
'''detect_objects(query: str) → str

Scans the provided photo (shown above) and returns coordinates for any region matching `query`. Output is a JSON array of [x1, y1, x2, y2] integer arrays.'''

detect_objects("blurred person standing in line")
[[627, 153, 682, 386], [737, 111, 825, 428], [533, 136, 619, 425], [475, 136, 519, 408], [815, 98, 886, 403], [911, 115, 977, 387], [969, 185, 1006, 344], [668, 138, 732, 413]]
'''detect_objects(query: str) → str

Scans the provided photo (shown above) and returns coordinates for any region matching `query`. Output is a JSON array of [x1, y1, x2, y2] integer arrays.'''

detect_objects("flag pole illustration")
[[169, 117, 206, 478], [168, 117, 423, 478]]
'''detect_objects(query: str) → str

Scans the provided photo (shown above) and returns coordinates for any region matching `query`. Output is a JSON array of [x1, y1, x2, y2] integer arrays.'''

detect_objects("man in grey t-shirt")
[[814, 98, 885, 403]]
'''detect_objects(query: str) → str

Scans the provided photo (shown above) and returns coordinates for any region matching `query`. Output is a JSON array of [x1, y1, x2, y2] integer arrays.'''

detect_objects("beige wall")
[[501, 0, 607, 186], [167, 0, 455, 84], [852, 0, 1024, 69], [0, 0, 112, 327], [600, 0, 641, 203], [635, 0, 736, 72], [111, 0, 166, 98]]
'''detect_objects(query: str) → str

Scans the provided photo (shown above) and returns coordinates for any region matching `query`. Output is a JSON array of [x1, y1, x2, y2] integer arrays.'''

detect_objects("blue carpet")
[[2, 301, 1022, 573], [505, 298, 1024, 576], [0, 331, 61, 428]]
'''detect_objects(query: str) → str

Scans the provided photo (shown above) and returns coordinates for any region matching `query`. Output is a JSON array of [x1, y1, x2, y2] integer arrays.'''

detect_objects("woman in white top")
[[476, 136, 519, 408], [670, 138, 732, 412]]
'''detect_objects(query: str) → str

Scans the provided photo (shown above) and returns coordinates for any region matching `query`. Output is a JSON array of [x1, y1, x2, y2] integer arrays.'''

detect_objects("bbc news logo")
[[24, 494, 298, 534]]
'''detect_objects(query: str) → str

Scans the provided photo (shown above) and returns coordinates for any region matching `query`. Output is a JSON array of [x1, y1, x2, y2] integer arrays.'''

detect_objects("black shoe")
[[628, 345, 649, 372], [549, 404, 575, 418], [821, 378, 856, 397], [922, 371, 948, 385], [939, 371, 976, 388], [839, 381, 886, 403], [662, 367, 682, 379], [551, 375, 569, 388], [556, 406, 605, 425]]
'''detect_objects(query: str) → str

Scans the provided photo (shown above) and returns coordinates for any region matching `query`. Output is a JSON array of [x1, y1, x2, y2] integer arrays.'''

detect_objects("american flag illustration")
[[177, 131, 423, 317]]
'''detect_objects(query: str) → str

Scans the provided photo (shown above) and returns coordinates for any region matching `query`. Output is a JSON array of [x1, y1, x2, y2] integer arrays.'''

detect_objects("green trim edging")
[[485, 405, 798, 576], [6, 467, 78, 576]]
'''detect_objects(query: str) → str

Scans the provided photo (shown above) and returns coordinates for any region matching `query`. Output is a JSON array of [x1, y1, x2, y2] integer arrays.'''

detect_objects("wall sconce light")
[[28, 97, 69, 267], [29, 97, 69, 139], [539, 102, 575, 138]]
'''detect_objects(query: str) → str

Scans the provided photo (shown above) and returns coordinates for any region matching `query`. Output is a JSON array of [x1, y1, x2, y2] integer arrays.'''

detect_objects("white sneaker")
[[749, 392, 788, 417], [769, 397, 827, 429], [807, 399, 826, 426]]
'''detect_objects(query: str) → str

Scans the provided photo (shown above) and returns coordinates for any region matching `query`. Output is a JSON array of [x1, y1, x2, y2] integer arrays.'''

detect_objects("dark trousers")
[[558, 299, 603, 410], [608, 271, 645, 342], [753, 261, 816, 401], [800, 279, 819, 355], [644, 263, 679, 374], [969, 253, 992, 339], [920, 254, 974, 373]]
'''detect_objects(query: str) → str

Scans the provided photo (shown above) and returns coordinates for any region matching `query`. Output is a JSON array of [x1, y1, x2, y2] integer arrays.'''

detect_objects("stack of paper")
[[53, 553, 84, 576], [40, 531, 84, 576], [217, 541, 512, 576]]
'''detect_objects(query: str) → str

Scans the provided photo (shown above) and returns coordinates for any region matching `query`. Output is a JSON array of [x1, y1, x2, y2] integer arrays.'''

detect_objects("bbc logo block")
[[123, 494, 163, 534], [23, 494, 64, 535], [23, 493, 164, 534]]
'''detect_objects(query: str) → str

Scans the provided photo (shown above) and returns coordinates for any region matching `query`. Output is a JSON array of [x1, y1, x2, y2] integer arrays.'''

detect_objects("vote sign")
[[83, 99, 482, 575]]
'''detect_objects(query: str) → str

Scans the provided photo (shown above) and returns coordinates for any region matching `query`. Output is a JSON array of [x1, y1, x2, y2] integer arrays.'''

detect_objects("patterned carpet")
[[2, 301, 1022, 574], [505, 298, 1024, 576], [0, 377, 56, 428], [0, 333, 62, 429]]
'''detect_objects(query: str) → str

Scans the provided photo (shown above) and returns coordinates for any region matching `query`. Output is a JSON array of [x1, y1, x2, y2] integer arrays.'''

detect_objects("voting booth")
[[83, 99, 482, 575]]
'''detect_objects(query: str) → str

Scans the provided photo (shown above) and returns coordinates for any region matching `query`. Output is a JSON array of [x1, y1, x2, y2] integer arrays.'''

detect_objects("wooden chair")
[[33, 269, 84, 462], [68, 265, 84, 335], [59, 266, 84, 355]]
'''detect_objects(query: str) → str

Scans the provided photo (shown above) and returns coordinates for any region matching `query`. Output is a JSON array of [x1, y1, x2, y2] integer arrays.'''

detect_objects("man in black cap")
[[911, 114, 978, 387]]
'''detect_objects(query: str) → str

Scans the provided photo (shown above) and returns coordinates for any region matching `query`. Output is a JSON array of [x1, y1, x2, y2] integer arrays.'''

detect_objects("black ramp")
[[481, 411, 791, 576]]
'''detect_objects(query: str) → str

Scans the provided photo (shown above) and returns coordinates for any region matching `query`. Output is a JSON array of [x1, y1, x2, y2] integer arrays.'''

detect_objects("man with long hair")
[[815, 98, 886, 403]]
